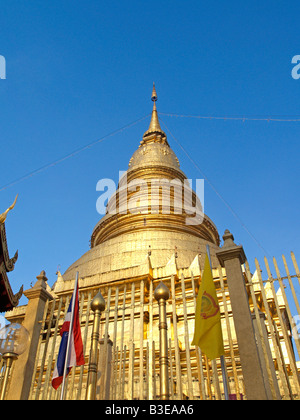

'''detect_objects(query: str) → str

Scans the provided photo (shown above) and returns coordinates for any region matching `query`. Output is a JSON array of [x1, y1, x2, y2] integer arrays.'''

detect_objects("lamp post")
[[86, 290, 105, 400], [0, 323, 29, 400], [154, 281, 170, 400]]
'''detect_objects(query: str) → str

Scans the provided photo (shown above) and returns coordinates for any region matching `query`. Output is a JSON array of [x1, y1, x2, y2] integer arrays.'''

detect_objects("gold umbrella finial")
[[0, 195, 18, 224], [151, 82, 158, 102], [143, 83, 165, 137], [141, 83, 169, 145]]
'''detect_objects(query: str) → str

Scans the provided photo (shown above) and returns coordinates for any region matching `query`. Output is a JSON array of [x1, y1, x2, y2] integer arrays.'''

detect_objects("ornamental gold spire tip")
[[143, 83, 166, 140], [151, 82, 158, 102], [0, 195, 18, 224]]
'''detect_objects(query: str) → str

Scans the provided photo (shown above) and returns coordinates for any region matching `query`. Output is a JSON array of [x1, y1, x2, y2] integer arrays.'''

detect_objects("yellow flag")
[[192, 254, 224, 360]]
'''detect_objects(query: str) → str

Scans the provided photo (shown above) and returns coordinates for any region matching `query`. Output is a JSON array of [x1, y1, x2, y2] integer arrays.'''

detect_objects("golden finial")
[[151, 82, 158, 102], [0, 195, 18, 224], [154, 281, 170, 301], [143, 83, 166, 140], [91, 290, 106, 312]]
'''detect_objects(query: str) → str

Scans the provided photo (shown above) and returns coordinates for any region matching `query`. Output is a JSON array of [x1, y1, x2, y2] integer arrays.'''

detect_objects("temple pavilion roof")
[[0, 196, 23, 312]]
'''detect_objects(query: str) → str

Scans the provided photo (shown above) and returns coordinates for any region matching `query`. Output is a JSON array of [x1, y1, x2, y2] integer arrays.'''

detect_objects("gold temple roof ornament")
[[0, 194, 23, 311], [0, 195, 18, 224]]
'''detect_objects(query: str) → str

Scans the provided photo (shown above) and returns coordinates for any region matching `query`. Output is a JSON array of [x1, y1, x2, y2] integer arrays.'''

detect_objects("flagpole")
[[206, 245, 229, 400], [60, 271, 79, 400]]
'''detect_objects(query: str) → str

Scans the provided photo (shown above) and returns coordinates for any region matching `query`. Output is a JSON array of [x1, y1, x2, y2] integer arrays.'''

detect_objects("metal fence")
[[2, 252, 299, 400]]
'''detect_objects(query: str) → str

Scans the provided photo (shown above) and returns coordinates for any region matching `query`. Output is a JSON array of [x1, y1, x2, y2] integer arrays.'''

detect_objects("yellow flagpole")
[[206, 245, 229, 400]]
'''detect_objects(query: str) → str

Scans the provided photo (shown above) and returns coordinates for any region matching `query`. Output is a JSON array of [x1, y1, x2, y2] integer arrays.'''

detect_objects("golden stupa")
[[62, 84, 220, 285], [3, 86, 300, 401]]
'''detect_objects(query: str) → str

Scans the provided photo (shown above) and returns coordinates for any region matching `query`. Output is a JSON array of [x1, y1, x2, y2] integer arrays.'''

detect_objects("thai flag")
[[52, 276, 85, 390]]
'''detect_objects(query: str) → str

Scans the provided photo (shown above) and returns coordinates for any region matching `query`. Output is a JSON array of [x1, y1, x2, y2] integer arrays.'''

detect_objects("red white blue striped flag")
[[52, 278, 85, 390]]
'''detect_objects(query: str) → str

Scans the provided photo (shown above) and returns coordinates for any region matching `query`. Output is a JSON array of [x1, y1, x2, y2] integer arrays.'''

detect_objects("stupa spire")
[[142, 83, 168, 144], [151, 82, 158, 102]]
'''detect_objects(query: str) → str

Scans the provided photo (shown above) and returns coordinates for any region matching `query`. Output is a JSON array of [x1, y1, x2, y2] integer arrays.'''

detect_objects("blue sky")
[[0, 0, 299, 305]]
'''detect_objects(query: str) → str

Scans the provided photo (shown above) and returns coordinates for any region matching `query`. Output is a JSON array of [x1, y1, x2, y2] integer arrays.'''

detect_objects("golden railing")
[[2, 252, 298, 400]]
